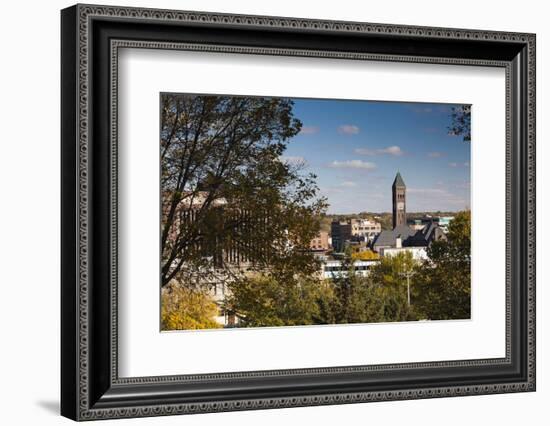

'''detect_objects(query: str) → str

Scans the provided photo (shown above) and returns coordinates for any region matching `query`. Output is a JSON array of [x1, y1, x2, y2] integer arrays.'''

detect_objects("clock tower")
[[392, 172, 406, 228]]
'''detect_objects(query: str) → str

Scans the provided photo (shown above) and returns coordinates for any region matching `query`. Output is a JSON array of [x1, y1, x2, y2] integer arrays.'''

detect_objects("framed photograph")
[[61, 4, 536, 421]]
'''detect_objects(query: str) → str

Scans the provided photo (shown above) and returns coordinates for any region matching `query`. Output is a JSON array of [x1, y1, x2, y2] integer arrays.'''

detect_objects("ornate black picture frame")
[[61, 4, 536, 421]]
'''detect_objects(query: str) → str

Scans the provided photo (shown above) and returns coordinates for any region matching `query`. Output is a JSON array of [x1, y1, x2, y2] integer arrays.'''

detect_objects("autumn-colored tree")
[[161, 284, 221, 330], [351, 250, 380, 261], [414, 211, 471, 320], [160, 94, 327, 287]]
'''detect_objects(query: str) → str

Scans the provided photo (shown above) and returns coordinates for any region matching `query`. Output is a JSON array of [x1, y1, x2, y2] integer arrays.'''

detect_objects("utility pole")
[[399, 268, 415, 306]]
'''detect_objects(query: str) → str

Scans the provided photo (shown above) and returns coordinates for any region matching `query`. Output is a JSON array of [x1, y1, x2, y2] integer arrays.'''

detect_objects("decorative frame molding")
[[61, 4, 536, 421]]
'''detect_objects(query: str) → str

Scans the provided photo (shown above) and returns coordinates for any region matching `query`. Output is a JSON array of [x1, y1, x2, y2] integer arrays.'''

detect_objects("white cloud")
[[299, 126, 319, 135], [428, 151, 444, 158], [340, 181, 358, 187], [380, 146, 404, 156], [280, 156, 306, 165], [337, 124, 360, 135], [449, 161, 470, 168], [355, 145, 404, 156], [408, 187, 470, 209], [329, 160, 376, 170]]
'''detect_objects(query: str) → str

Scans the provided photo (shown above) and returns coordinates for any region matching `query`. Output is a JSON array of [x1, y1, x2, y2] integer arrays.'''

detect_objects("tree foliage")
[[226, 274, 336, 327], [351, 250, 380, 261], [414, 211, 471, 320], [324, 252, 418, 324], [363, 252, 417, 322], [225, 224, 472, 328], [329, 256, 386, 324], [227, 251, 428, 327], [160, 94, 327, 287], [161, 284, 221, 330], [448, 105, 471, 142], [159, 93, 472, 328]]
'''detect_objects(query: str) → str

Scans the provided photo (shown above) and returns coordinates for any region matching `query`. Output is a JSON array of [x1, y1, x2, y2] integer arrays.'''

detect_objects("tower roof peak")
[[393, 171, 406, 187]]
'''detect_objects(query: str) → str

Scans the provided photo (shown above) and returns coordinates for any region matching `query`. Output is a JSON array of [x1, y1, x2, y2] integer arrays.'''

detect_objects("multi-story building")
[[309, 231, 330, 252], [331, 218, 381, 253], [350, 218, 381, 240], [321, 259, 380, 279], [163, 191, 272, 328], [331, 221, 352, 253]]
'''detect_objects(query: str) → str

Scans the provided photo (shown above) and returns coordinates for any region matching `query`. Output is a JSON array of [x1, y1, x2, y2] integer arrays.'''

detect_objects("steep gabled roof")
[[393, 172, 406, 188], [372, 222, 449, 250], [422, 221, 438, 240], [372, 225, 416, 248]]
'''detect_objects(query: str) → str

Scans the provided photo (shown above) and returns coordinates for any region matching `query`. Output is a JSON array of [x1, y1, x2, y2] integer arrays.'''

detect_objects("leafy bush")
[[161, 284, 221, 330]]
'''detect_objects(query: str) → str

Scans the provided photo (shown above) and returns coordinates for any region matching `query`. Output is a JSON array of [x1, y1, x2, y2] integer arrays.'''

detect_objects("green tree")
[[415, 211, 471, 320], [160, 94, 327, 287], [330, 254, 370, 323], [367, 251, 417, 322], [327, 251, 414, 324], [161, 284, 221, 330], [226, 274, 336, 327]]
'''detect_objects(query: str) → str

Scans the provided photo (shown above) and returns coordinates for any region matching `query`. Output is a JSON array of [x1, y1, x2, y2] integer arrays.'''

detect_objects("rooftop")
[[392, 172, 406, 188]]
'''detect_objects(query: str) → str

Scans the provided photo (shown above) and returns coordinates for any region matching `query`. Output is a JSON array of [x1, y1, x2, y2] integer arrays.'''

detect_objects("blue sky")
[[281, 98, 471, 214]]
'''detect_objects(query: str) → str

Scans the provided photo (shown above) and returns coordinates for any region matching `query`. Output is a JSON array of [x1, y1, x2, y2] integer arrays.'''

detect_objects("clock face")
[[397, 201, 404, 210]]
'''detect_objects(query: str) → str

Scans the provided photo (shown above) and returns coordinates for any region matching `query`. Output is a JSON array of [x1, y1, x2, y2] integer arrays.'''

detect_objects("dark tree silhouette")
[[160, 94, 327, 287], [448, 105, 471, 142]]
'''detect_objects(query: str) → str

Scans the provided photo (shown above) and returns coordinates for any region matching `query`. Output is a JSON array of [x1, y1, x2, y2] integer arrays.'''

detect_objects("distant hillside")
[[319, 211, 459, 232]]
